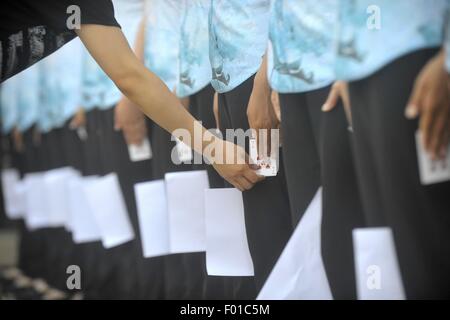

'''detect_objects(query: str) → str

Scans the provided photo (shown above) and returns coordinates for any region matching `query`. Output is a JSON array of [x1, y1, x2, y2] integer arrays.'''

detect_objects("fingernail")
[[405, 105, 418, 119], [321, 104, 329, 112]]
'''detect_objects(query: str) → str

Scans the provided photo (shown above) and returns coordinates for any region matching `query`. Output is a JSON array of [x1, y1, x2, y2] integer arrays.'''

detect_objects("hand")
[[271, 90, 281, 123], [213, 92, 220, 129], [210, 138, 264, 191], [114, 97, 148, 145], [322, 81, 352, 126], [173, 86, 190, 111], [12, 128, 24, 153], [247, 81, 279, 158], [69, 108, 86, 129], [179, 97, 190, 110], [405, 50, 450, 160]]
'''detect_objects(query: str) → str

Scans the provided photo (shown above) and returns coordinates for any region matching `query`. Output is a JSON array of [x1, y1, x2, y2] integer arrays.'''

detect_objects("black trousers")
[[93, 107, 164, 300], [279, 87, 364, 299], [77, 109, 113, 300], [190, 84, 237, 300], [319, 96, 364, 300], [279, 91, 322, 226], [151, 106, 208, 300], [349, 49, 450, 299], [218, 75, 293, 297], [17, 127, 47, 280], [34, 128, 73, 291], [79, 108, 136, 300]]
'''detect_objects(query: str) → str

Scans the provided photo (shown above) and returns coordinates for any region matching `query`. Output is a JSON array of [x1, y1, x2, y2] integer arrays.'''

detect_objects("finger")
[[322, 83, 340, 112], [229, 179, 244, 192], [126, 131, 144, 146], [405, 78, 425, 119], [243, 167, 265, 184], [244, 152, 260, 169], [429, 105, 450, 159], [236, 176, 254, 191], [420, 93, 437, 153], [259, 128, 269, 160], [69, 118, 77, 130], [114, 119, 122, 131], [439, 129, 450, 159]]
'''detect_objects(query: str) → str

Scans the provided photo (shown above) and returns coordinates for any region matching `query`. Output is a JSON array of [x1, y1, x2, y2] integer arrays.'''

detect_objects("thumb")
[[322, 83, 340, 112], [114, 117, 122, 131], [405, 78, 424, 119]]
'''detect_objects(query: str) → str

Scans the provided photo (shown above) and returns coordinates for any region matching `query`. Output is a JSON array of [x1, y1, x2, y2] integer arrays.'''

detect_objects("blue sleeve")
[[0, 76, 19, 134], [445, 4, 450, 72]]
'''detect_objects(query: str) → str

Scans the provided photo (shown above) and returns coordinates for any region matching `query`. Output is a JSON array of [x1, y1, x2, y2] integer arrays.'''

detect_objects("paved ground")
[[0, 228, 18, 267]]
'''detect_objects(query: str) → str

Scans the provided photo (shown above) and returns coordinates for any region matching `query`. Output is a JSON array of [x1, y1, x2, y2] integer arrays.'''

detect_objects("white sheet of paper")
[[14, 180, 27, 217], [23, 173, 51, 230], [134, 180, 171, 258], [84, 173, 135, 249], [69, 176, 102, 244], [257, 188, 332, 300], [128, 138, 153, 162], [165, 170, 209, 253], [353, 227, 405, 300], [1, 169, 25, 219], [205, 188, 254, 276], [416, 131, 450, 185], [44, 167, 80, 228]]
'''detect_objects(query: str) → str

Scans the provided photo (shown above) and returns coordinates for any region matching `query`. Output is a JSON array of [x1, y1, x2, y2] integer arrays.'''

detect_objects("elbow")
[[113, 62, 144, 99]]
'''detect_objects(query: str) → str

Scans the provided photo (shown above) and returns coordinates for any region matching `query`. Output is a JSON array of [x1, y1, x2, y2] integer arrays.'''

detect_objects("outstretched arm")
[[76, 25, 263, 190]]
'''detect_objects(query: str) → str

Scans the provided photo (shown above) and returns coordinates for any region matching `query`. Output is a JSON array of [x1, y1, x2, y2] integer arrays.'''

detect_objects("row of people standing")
[[1, 0, 450, 299]]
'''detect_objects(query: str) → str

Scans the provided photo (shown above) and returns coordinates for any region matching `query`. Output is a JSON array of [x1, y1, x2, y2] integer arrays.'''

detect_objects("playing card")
[[415, 131, 450, 185], [128, 138, 153, 162], [175, 137, 193, 163], [76, 126, 88, 141], [249, 138, 278, 177]]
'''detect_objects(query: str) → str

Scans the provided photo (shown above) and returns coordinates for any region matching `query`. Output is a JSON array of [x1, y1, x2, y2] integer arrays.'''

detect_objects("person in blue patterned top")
[[177, 0, 212, 99], [177, 0, 230, 299], [335, 0, 449, 82], [267, 0, 364, 300], [209, 0, 271, 93], [322, 0, 450, 299], [209, 0, 293, 298], [268, 0, 338, 94], [177, 0, 224, 185], [0, 74, 19, 136]]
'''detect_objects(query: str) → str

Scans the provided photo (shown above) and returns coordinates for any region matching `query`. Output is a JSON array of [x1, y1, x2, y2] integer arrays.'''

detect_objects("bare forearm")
[[76, 25, 215, 156], [123, 68, 205, 139], [253, 54, 271, 95]]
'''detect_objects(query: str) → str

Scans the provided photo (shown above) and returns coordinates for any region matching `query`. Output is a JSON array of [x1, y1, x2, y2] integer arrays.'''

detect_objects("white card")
[[69, 176, 102, 244], [128, 138, 153, 162], [257, 188, 332, 300], [249, 138, 278, 177], [416, 131, 450, 185], [43, 167, 80, 228], [23, 173, 51, 230], [175, 137, 193, 163], [83, 173, 135, 249], [1, 169, 25, 219], [165, 170, 209, 253], [205, 188, 254, 276], [134, 180, 171, 258], [76, 126, 88, 141], [353, 227, 405, 300]]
